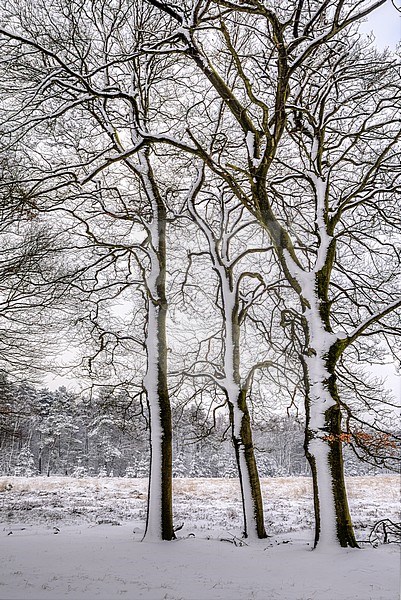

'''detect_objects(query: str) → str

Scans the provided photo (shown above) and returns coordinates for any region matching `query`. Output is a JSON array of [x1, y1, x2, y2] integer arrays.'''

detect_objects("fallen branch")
[[369, 519, 401, 547]]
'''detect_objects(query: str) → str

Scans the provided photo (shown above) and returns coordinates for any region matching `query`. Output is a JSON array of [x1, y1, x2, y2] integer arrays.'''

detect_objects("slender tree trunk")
[[226, 299, 266, 539], [142, 160, 174, 542], [187, 187, 266, 538], [229, 389, 267, 539], [143, 299, 174, 540]]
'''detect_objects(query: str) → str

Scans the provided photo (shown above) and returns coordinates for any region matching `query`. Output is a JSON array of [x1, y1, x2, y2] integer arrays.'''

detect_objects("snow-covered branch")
[[346, 298, 401, 347]]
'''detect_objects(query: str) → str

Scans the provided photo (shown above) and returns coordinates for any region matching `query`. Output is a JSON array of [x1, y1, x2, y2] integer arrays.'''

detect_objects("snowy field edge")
[[0, 476, 399, 600]]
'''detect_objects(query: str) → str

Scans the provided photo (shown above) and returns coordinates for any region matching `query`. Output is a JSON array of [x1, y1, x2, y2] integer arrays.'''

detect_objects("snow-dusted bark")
[[140, 157, 174, 542], [301, 322, 357, 547], [142, 288, 173, 541], [222, 280, 266, 540], [282, 157, 357, 548], [300, 308, 356, 548], [188, 192, 266, 539]]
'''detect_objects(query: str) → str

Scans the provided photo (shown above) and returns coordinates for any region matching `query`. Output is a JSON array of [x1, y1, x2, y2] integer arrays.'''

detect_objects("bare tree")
[[185, 177, 276, 538], [0, 155, 71, 379], [266, 39, 401, 546], [138, 0, 398, 547], [0, 0, 180, 540]]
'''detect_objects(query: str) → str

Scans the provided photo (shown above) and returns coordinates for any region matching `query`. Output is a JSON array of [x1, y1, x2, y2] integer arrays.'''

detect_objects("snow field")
[[0, 476, 399, 599]]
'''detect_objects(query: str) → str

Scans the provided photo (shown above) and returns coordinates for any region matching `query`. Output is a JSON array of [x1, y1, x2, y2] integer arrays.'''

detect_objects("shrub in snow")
[[135, 456, 149, 478], [72, 463, 87, 478], [173, 453, 187, 478], [14, 446, 36, 477], [125, 466, 136, 478]]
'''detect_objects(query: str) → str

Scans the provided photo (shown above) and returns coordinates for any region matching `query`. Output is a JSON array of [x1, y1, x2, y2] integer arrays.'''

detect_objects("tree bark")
[[230, 389, 267, 539], [227, 305, 267, 539], [142, 162, 174, 542], [303, 357, 358, 548], [143, 298, 174, 541]]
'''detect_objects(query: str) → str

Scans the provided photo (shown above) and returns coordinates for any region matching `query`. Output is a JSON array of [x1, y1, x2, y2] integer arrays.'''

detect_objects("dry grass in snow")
[[0, 476, 399, 600]]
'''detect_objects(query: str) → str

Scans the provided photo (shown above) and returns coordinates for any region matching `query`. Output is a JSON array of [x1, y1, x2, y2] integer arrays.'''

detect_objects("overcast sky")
[[360, 0, 401, 48]]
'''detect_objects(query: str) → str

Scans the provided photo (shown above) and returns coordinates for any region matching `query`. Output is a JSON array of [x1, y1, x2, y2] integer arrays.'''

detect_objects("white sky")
[[360, 0, 401, 48]]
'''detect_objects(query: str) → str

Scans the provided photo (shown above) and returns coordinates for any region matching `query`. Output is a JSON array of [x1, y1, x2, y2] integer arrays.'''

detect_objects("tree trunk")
[[303, 358, 358, 548], [142, 161, 174, 542], [143, 299, 174, 541], [227, 305, 266, 539], [229, 390, 267, 539]]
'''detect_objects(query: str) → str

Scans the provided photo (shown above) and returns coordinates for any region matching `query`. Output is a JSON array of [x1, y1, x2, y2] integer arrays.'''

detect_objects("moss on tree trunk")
[[303, 359, 358, 548], [234, 389, 267, 539]]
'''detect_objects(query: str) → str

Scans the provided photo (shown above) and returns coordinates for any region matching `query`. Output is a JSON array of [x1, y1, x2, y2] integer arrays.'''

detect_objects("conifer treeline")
[[0, 375, 388, 479]]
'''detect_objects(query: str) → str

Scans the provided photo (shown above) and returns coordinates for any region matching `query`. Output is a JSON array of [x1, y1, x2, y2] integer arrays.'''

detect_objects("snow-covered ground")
[[0, 476, 399, 599]]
